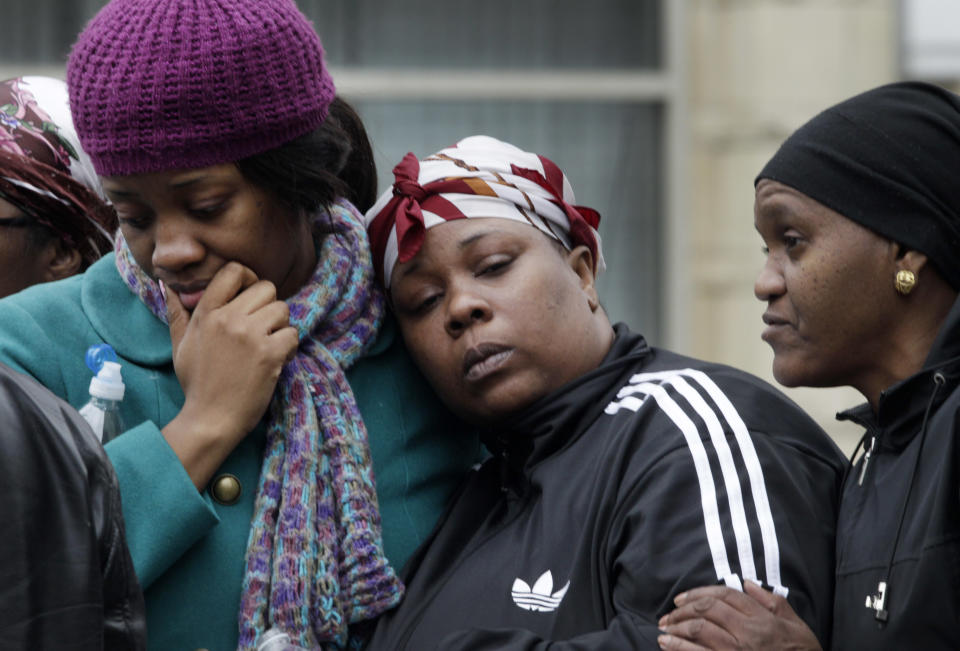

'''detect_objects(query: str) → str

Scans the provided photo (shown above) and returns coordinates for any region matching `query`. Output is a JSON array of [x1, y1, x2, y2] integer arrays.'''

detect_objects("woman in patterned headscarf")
[[0, 76, 115, 296], [360, 135, 846, 650]]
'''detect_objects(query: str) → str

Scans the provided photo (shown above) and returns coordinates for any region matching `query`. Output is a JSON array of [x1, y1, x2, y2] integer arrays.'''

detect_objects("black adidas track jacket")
[[367, 325, 847, 650]]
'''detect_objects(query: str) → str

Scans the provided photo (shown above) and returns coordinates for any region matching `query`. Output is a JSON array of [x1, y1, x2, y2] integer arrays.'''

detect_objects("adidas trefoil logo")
[[511, 570, 570, 612]]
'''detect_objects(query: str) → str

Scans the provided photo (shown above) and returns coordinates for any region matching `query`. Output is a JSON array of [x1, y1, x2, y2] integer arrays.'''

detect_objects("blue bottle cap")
[[85, 343, 118, 374]]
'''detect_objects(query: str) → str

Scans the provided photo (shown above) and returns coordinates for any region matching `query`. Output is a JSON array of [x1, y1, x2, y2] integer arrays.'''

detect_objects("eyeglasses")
[[0, 216, 32, 228]]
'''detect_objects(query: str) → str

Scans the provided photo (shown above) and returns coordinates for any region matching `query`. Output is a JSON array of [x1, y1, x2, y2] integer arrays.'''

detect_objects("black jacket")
[[833, 295, 960, 649], [0, 363, 146, 649], [367, 325, 846, 650]]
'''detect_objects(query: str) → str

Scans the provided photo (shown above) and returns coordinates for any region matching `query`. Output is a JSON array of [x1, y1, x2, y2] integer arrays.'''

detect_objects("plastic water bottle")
[[257, 628, 308, 651], [78, 344, 125, 444]]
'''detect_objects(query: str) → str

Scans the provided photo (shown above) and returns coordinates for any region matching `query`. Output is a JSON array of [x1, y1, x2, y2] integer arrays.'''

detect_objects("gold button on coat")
[[210, 473, 242, 505]]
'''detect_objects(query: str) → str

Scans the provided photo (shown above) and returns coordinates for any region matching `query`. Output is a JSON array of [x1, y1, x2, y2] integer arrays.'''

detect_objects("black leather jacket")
[[0, 363, 145, 649]]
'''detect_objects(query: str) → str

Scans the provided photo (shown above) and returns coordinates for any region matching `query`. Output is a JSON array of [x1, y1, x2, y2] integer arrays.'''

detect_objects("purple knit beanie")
[[67, 0, 336, 176]]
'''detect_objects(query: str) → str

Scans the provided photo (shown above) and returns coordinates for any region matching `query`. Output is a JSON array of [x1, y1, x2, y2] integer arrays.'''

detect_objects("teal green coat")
[[0, 255, 478, 650]]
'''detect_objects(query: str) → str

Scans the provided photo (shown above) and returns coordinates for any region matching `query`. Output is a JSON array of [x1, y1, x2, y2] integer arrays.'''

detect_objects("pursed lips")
[[760, 312, 794, 341], [761, 312, 791, 327], [462, 342, 514, 382]]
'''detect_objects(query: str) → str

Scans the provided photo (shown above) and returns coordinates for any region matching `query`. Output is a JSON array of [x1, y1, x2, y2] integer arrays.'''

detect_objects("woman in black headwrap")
[[0, 76, 116, 297], [658, 81, 960, 650]]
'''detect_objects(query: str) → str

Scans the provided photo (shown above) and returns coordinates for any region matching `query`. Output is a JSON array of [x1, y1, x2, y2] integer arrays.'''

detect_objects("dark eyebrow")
[[396, 260, 420, 281], [395, 229, 502, 282], [457, 231, 493, 249], [102, 173, 216, 198], [756, 198, 794, 223], [102, 187, 138, 199], [168, 175, 208, 190]]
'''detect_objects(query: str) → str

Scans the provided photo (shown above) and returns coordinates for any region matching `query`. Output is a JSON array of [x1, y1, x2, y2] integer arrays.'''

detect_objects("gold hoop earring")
[[895, 269, 917, 296]]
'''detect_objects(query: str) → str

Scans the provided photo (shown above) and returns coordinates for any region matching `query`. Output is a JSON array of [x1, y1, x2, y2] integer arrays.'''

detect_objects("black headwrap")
[[757, 81, 960, 290]]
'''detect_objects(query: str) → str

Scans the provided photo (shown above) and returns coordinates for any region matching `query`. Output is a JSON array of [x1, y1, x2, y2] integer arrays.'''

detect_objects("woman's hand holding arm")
[[657, 581, 823, 651], [161, 262, 299, 490]]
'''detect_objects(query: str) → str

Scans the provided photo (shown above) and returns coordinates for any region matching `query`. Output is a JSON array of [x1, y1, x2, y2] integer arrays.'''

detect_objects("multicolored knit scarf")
[[114, 199, 402, 649]]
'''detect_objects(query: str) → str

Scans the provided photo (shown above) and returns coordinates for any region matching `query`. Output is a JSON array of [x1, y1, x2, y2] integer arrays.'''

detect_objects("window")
[[0, 0, 683, 343], [901, 0, 960, 80]]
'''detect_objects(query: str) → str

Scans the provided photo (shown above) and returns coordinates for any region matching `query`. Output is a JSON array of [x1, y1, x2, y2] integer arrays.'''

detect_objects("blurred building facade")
[[687, 0, 899, 453], [3, 0, 958, 452]]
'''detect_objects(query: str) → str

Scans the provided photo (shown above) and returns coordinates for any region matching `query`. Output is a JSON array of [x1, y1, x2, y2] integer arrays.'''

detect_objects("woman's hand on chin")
[[162, 261, 299, 490], [657, 580, 822, 651]]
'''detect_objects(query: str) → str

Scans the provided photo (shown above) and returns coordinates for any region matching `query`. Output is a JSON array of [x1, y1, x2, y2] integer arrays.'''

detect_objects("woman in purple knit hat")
[[0, 0, 478, 649]]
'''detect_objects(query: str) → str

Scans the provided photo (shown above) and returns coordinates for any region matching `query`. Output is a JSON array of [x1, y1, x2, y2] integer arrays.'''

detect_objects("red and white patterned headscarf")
[[364, 135, 604, 288]]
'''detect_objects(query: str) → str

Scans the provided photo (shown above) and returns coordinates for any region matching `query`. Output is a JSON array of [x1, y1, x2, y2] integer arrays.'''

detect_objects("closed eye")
[[116, 207, 153, 230], [476, 256, 513, 277], [189, 201, 227, 219], [416, 293, 442, 313], [395, 290, 442, 317]]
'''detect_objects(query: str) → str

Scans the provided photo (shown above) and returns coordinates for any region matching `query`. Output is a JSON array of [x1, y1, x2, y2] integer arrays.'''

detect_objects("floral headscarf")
[[0, 76, 115, 266]]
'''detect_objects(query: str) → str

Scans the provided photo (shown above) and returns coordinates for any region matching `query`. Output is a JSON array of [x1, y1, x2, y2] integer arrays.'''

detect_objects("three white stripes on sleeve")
[[604, 368, 788, 598]]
